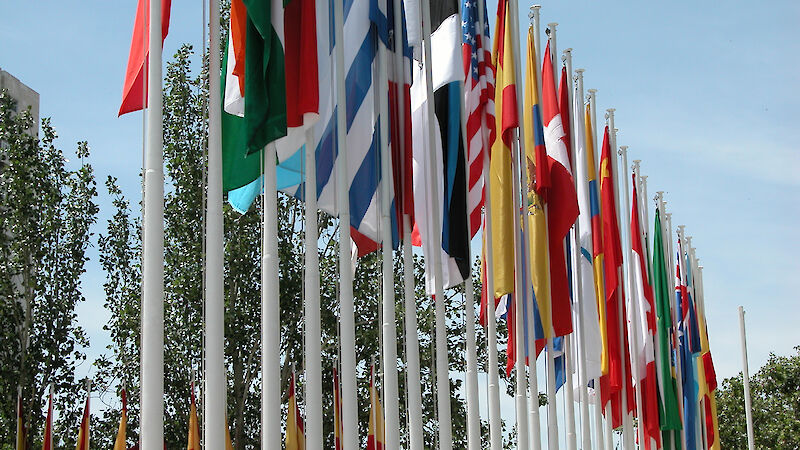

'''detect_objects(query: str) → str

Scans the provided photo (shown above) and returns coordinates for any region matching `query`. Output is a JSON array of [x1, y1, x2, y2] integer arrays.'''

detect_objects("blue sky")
[[1, 0, 798, 425]]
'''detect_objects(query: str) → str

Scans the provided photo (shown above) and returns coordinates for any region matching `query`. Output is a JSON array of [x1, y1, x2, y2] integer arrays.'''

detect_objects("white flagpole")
[[626, 156, 646, 449], [402, 216, 425, 450], [572, 64, 593, 450], [475, 1, 503, 448], [304, 130, 322, 449], [456, 9, 481, 448], [544, 23, 561, 450], [606, 110, 633, 450], [141, 0, 164, 447], [419, 0, 453, 446], [560, 49, 578, 450], [665, 210, 686, 450], [526, 8, 544, 450], [261, 142, 281, 450], [205, 0, 225, 448], [332, 0, 358, 446], [508, 0, 530, 447], [376, 34, 401, 450], [587, 88, 610, 450]]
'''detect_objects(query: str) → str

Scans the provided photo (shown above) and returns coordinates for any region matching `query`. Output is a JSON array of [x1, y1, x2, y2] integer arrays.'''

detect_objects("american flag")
[[461, 0, 495, 238]]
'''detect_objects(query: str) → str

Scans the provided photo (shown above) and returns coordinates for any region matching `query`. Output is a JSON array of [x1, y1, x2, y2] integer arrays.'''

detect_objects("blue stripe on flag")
[[349, 122, 381, 229]]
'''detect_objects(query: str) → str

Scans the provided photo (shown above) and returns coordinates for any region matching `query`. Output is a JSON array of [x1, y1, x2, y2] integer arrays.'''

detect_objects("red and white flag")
[[629, 176, 662, 450]]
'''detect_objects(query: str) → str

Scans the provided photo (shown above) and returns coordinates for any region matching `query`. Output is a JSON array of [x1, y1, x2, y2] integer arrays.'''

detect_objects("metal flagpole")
[[304, 129, 322, 449], [332, 0, 358, 446], [665, 210, 686, 450], [476, 3, 502, 448], [545, 22, 561, 450], [740, 306, 755, 450], [587, 89, 610, 450], [456, 3, 481, 445], [606, 110, 633, 450], [518, 5, 542, 450], [376, 34, 401, 450], [261, 141, 281, 450], [561, 48, 578, 450], [141, 0, 164, 447], [573, 65, 593, 450], [205, 0, 225, 448], [419, 0, 453, 446], [508, 0, 531, 447], [626, 156, 646, 448], [526, 7, 544, 449]]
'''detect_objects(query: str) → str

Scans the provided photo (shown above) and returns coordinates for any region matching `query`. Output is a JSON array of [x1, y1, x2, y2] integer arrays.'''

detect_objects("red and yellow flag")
[[42, 387, 53, 450], [113, 389, 128, 450], [366, 365, 385, 450], [286, 370, 306, 450], [187, 382, 201, 450], [75, 390, 90, 450]]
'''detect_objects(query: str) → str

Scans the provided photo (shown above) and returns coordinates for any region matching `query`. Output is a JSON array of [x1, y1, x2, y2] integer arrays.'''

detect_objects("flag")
[[187, 382, 200, 450], [651, 209, 682, 435], [598, 125, 634, 427], [571, 74, 603, 387], [118, 0, 172, 116], [75, 389, 90, 450], [461, 0, 495, 238], [226, 416, 235, 450], [223, 0, 318, 198], [42, 387, 53, 450], [536, 41, 578, 337], [629, 177, 661, 449], [366, 365, 385, 450], [410, 0, 469, 292], [486, 0, 516, 299], [333, 367, 343, 450], [286, 370, 306, 450], [113, 389, 128, 450], [584, 102, 610, 380], [676, 242, 699, 450], [16, 388, 25, 450], [693, 259, 719, 450]]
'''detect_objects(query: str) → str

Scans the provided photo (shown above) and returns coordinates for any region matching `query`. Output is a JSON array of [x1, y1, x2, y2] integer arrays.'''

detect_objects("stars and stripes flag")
[[461, 0, 495, 238]]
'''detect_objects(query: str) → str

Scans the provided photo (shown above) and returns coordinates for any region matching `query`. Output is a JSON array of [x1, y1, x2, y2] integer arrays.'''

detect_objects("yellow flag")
[[488, 0, 518, 298], [225, 416, 235, 450]]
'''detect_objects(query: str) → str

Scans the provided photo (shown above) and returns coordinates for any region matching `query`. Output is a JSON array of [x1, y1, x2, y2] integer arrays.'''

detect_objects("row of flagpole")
[[127, 1, 732, 450]]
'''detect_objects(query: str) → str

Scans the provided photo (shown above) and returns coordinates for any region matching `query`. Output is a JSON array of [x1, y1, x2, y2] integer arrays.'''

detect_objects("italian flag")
[[222, 0, 318, 193]]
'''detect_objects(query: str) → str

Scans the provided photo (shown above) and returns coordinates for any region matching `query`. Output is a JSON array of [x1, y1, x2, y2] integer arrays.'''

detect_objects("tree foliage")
[[717, 346, 800, 449], [0, 90, 98, 447]]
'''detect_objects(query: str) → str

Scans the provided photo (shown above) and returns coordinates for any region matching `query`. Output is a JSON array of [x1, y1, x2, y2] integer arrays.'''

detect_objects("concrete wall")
[[0, 68, 40, 136]]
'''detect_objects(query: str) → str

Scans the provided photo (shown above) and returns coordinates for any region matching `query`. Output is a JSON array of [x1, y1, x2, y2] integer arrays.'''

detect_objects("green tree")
[[717, 346, 800, 449], [0, 90, 98, 447]]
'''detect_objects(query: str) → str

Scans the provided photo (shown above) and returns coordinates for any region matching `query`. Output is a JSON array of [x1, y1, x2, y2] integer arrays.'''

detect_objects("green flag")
[[652, 208, 683, 437]]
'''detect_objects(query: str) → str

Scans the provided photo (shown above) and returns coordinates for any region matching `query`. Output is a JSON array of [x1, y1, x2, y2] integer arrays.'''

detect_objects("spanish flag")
[[696, 304, 720, 450], [187, 383, 201, 450], [487, 0, 518, 299], [75, 388, 90, 450], [286, 370, 306, 450], [366, 365, 385, 450], [113, 388, 127, 450]]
